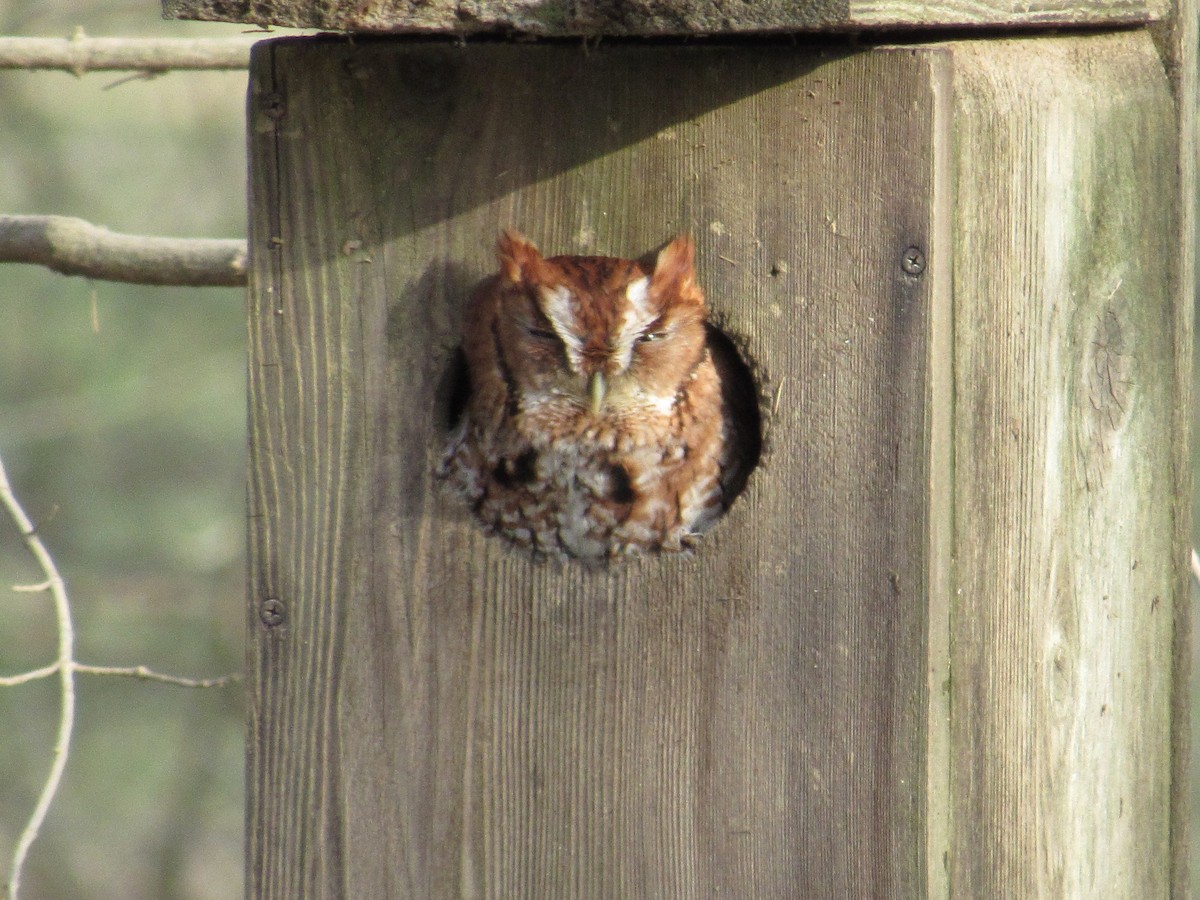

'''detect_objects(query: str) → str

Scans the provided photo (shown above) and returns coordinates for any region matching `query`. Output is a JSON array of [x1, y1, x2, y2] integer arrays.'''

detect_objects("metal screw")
[[901, 246, 926, 276], [259, 598, 285, 627], [261, 92, 287, 120]]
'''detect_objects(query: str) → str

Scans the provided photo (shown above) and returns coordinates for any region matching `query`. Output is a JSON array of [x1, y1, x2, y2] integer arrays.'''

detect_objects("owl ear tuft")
[[651, 235, 698, 298], [496, 229, 543, 284]]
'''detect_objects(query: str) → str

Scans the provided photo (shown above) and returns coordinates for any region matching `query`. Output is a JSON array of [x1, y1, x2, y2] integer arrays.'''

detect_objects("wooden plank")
[[164, 0, 1157, 33], [245, 30, 1186, 899], [246, 41, 938, 898], [940, 32, 1181, 897], [1150, 0, 1197, 893], [853, 0, 1162, 27]]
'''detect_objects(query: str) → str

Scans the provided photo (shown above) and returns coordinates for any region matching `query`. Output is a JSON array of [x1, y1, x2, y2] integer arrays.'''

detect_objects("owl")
[[438, 230, 749, 561]]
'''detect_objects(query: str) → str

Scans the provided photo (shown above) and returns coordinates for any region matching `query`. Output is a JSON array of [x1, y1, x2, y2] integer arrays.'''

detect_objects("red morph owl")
[[439, 230, 749, 561]]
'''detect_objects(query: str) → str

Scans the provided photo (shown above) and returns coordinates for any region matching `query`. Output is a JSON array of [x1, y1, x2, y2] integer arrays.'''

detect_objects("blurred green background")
[[0, 3, 260, 898], [0, 4, 1197, 899]]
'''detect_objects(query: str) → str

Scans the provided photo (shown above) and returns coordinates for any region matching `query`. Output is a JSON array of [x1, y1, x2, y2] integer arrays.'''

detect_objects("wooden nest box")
[[166, 0, 1194, 895]]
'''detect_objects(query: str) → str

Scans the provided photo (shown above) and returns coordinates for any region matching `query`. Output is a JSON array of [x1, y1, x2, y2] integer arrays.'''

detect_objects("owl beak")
[[588, 371, 607, 413]]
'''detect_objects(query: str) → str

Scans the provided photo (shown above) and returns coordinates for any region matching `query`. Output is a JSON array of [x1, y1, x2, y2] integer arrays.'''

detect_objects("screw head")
[[259, 598, 285, 627], [901, 246, 926, 276], [261, 92, 287, 120]]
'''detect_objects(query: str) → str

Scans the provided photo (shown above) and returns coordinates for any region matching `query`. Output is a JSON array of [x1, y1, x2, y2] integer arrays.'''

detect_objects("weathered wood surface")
[[248, 40, 936, 898], [937, 34, 1183, 897], [1153, 0, 1197, 894], [245, 32, 1185, 899], [166, 0, 1161, 34]]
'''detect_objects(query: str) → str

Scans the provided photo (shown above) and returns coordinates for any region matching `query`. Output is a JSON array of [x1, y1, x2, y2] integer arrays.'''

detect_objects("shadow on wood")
[[245, 33, 1184, 899]]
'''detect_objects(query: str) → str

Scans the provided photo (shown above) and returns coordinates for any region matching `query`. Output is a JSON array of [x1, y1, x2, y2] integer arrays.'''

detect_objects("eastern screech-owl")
[[439, 230, 742, 561]]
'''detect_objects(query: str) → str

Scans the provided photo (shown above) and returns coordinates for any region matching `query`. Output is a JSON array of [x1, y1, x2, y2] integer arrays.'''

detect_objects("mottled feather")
[[438, 230, 742, 561]]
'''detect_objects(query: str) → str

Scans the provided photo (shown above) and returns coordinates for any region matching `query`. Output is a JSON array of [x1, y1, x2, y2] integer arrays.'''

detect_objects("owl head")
[[490, 230, 709, 416]]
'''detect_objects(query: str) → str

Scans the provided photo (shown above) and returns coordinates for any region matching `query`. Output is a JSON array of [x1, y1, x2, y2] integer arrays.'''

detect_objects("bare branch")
[[72, 664, 241, 689], [0, 32, 257, 74], [0, 664, 59, 688], [11, 581, 51, 593], [0, 448, 242, 898], [1, 662, 240, 689], [1191, 548, 1200, 587], [0, 215, 247, 287], [0, 455, 75, 900]]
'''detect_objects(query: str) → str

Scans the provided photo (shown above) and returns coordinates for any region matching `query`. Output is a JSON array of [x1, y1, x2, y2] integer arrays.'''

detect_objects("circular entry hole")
[[704, 322, 763, 510]]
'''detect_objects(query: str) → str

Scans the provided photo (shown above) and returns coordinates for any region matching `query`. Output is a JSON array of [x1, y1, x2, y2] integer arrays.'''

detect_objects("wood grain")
[[164, 0, 1157, 33], [1150, 0, 1198, 892], [942, 32, 1181, 898], [245, 32, 1186, 899], [851, 0, 1158, 26], [247, 41, 936, 898]]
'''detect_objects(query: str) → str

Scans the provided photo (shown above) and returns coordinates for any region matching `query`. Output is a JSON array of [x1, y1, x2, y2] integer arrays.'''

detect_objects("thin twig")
[[0, 664, 59, 688], [0, 446, 241, 898], [1, 662, 240, 690], [71, 664, 241, 689], [11, 581, 51, 593], [1191, 548, 1200, 587], [0, 31, 257, 73], [0, 215, 247, 287], [0, 457, 74, 900]]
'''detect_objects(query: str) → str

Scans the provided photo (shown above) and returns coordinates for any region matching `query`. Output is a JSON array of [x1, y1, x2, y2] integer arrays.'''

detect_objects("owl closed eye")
[[438, 229, 753, 561]]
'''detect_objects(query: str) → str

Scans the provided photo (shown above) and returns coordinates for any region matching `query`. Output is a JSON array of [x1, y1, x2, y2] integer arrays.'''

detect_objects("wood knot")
[[1079, 303, 1134, 491], [1083, 308, 1132, 439]]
